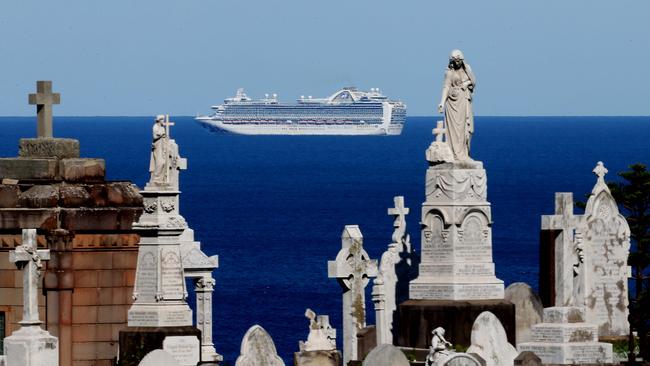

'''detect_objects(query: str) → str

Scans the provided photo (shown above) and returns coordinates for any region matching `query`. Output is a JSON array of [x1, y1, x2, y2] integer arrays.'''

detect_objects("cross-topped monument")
[[426, 120, 453, 163], [10, 229, 50, 325], [328, 225, 377, 364], [28, 81, 60, 138], [4, 229, 59, 366], [388, 196, 410, 246], [541, 192, 581, 307]]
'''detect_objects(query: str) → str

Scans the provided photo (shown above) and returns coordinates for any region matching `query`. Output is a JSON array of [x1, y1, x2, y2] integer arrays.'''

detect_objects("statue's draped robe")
[[442, 65, 475, 161], [149, 123, 166, 183]]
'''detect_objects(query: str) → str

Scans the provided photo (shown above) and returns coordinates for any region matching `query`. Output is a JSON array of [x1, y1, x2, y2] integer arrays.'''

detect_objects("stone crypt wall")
[[0, 141, 143, 366]]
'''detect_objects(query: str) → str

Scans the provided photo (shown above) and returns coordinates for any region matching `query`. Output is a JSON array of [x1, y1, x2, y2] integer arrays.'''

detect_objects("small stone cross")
[[388, 196, 409, 245], [328, 225, 377, 364], [28, 81, 60, 138], [593, 161, 608, 185], [9, 229, 50, 326], [433, 120, 446, 143]]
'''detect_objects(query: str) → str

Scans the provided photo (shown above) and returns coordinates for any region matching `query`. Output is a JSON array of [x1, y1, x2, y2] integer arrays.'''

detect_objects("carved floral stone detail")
[[161, 216, 187, 229], [144, 201, 157, 213], [161, 200, 175, 213]]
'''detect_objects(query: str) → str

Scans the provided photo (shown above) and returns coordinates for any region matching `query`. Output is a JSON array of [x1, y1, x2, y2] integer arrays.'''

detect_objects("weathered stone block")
[[106, 182, 143, 207], [19, 138, 80, 159], [60, 208, 141, 231], [59, 185, 91, 207], [18, 185, 59, 207], [0, 185, 21, 208], [119, 326, 201, 366], [0, 208, 58, 229], [0, 158, 58, 180], [59, 158, 105, 182]]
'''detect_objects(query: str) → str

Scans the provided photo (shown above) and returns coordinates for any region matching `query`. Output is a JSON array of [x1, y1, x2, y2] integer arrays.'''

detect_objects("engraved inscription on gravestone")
[[161, 250, 184, 299], [457, 215, 490, 262], [163, 336, 200, 366], [135, 251, 158, 301]]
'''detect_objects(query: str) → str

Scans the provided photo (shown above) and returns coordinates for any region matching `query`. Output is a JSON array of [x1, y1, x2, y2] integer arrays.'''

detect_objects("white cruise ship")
[[195, 87, 406, 135]]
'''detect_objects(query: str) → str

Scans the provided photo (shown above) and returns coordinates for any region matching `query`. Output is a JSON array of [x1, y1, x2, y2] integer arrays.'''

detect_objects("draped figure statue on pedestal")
[[437, 49, 476, 161]]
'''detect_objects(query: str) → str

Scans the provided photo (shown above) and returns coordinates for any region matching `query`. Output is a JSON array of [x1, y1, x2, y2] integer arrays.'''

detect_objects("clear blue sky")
[[1, 0, 649, 116]]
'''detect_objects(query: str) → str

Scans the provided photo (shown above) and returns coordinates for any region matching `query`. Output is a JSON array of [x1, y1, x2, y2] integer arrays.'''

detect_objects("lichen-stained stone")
[[107, 182, 143, 207], [0, 208, 58, 229], [18, 185, 59, 208], [60, 208, 142, 231], [0, 184, 21, 208], [504, 282, 543, 343], [59, 185, 91, 207], [0, 158, 59, 180], [59, 158, 105, 182], [19, 137, 79, 159]]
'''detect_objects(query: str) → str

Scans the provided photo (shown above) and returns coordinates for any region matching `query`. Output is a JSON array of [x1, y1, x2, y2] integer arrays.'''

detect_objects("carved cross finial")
[[593, 161, 608, 184], [433, 120, 446, 143], [388, 196, 409, 245], [28, 81, 60, 138]]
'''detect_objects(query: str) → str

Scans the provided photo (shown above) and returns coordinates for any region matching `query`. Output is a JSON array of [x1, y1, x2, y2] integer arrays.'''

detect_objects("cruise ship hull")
[[196, 118, 403, 136]]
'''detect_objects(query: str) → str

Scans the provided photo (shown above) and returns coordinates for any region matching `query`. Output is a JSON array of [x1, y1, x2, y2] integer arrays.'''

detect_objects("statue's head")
[[448, 49, 465, 70], [432, 327, 445, 337], [155, 115, 165, 124]]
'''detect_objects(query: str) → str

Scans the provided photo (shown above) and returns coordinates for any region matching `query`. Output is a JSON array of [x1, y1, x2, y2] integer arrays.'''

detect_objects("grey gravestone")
[[138, 350, 180, 366], [504, 282, 543, 343], [235, 325, 285, 366], [362, 344, 409, 366], [466, 312, 518, 366]]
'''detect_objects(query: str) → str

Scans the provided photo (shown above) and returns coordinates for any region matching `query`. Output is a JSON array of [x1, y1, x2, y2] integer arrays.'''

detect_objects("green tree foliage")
[[608, 163, 650, 360]]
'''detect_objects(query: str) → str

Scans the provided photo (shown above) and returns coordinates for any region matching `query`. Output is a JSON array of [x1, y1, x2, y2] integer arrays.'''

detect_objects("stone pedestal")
[[409, 161, 504, 300], [517, 307, 613, 365], [3, 326, 59, 366], [293, 350, 342, 366], [397, 299, 516, 349]]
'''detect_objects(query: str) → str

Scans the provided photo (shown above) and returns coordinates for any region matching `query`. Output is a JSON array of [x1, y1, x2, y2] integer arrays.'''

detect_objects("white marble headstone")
[[162, 336, 199, 366], [235, 325, 285, 366]]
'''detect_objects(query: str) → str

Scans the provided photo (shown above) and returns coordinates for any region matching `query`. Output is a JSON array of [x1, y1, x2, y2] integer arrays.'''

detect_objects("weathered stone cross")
[[541, 192, 580, 307], [28, 81, 60, 138], [328, 225, 377, 364], [9, 229, 50, 325], [432, 120, 446, 143], [388, 196, 410, 245]]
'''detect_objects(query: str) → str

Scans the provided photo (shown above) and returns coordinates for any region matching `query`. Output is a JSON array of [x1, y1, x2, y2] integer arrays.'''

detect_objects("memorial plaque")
[[163, 336, 200, 366], [422, 215, 446, 262], [161, 250, 184, 299], [135, 250, 158, 302]]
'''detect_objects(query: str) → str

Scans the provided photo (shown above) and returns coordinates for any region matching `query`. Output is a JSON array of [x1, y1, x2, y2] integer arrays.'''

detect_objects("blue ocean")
[[1, 116, 648, 364]]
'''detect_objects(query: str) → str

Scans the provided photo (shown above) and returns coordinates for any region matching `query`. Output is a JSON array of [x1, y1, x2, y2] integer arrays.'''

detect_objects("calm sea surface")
[[1, 116, 649, 363]]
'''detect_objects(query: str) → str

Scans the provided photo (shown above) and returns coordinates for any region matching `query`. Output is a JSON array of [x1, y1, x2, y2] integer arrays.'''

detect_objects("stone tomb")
[[518, 307, 613, 364], [0, 81, 143, 366], [539, 162, 630, 337]]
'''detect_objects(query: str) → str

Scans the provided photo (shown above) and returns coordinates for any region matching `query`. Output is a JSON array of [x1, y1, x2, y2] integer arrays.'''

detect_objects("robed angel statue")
[[437, 49, 476, 161]]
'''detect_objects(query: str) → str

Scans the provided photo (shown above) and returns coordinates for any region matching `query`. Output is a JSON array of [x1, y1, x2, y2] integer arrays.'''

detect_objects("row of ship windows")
[[221, 119, 386, 125], [222, 108, 383, 115]]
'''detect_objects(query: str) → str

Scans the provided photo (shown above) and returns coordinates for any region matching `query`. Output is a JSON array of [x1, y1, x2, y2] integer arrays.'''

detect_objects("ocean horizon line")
[[1, 115, 649, 119]]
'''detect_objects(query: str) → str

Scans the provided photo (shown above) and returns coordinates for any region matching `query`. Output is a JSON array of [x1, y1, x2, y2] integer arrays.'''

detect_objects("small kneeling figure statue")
[[425, 327, 453, 366]]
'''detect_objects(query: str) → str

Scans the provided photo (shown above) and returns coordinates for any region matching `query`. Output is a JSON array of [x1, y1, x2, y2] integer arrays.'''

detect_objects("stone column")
[[195, 276, 221, 364], [371, 277, 390, 345]]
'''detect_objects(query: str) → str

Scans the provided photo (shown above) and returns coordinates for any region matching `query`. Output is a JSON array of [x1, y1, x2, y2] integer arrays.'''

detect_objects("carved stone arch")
[[422, 211, 446, 251], [460, 211, 490, 246], [458, 207, 490, 226], [423, 208, 450, 227]]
